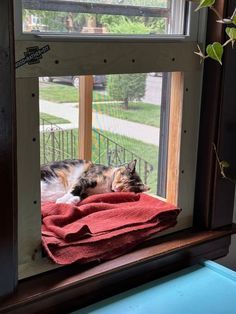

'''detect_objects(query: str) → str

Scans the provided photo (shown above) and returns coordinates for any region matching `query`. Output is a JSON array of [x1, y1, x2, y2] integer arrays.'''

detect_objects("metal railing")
[[40, 118, 153, 183], [92, 129, 153, 184], [40, 118, 77, 164]]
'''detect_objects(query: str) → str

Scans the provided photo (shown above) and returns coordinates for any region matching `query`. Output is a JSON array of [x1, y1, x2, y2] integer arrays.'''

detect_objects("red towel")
[[41, 192, 181, 265]]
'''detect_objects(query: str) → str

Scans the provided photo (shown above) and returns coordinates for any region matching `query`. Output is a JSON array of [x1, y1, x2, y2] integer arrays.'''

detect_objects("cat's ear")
[[127, 160, 137, 174]]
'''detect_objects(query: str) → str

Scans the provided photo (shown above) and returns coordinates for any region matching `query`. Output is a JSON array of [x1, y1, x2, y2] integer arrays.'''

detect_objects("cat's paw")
[[56, 193, 72, 204], [66, 196, 81, 205]]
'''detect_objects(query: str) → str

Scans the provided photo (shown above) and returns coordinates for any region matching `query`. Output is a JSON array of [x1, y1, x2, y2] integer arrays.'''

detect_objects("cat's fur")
[[41, 159, 149, 204]]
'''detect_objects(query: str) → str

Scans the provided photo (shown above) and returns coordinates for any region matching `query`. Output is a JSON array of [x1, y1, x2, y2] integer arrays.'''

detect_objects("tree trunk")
[[123, 97, 129, 110]]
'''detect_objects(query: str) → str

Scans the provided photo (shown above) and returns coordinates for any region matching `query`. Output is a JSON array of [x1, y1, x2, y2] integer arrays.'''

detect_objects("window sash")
[[14, 0, 200, 40]]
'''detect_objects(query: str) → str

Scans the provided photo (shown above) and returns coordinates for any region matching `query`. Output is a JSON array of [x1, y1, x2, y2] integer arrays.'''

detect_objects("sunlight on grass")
[[93, 101, 161, 128], [40, 113, 70, 124]]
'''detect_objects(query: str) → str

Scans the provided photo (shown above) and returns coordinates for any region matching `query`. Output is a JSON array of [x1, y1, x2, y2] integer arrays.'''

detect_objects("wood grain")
[[15, 41, 200, 78], [16, 78, 41, 277], [166, 72, 183, 205], [78, 75, 93, 160]]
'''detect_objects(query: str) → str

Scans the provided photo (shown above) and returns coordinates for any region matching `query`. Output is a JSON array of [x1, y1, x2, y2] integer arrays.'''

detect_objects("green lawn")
[[40, 82, 111, 103], [40, 128, 158, 193], [92, 129, 158, 193], [93, 101, 161, 128], [40, 83, 161, 128], [40, 113, 70, 125]]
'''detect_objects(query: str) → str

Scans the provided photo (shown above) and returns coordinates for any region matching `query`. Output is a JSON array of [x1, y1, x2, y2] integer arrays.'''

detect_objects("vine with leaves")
[[194, 0, 236, 65], [194, 0, 236, 184]]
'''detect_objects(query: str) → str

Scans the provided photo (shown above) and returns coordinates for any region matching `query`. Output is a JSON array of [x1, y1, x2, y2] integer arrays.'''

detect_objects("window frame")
[[1, 0, 236, 307], [14, 1, 205, 278], [14, 0, 200, 40]]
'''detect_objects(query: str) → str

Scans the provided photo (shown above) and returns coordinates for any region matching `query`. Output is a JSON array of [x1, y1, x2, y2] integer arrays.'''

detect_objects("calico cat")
[[41, 159, 149, 204]]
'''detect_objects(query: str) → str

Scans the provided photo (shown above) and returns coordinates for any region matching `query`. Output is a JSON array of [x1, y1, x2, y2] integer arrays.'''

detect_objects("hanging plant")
[[194, 1, 236, 183], [194, 0, 236, 65]]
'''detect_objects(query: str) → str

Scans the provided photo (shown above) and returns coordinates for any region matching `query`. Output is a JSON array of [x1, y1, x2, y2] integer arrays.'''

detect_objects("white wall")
[[216, 188, 236, 270]]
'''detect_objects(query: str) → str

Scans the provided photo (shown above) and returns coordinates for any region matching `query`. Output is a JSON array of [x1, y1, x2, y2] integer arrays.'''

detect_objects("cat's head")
[[111, 160, 149, 193]]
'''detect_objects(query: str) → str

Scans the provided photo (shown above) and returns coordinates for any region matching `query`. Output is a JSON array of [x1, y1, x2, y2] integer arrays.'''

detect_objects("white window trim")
[[15, 1, 201, 41]]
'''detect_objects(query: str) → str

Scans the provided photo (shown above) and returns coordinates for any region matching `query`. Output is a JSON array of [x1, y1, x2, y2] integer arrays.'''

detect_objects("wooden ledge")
[[1, 225, 235, 313]]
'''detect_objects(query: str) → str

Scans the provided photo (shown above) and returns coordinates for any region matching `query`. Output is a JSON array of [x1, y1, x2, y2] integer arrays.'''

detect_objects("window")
[[1, 0, 236, 309], [39, 73, 163, 194], [14, 0, 205, 279], [20, 0, 186, 35]]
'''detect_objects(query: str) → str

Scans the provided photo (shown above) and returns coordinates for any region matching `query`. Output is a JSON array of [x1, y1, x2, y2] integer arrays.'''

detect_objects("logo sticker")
[[16, 45, 50, 69]]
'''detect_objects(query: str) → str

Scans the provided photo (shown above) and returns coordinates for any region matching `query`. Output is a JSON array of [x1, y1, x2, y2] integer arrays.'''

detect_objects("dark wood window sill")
[[0, 224, 235, 314]]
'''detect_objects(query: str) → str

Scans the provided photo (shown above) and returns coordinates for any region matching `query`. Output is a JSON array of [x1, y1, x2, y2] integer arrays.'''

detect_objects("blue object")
[[73, 261, 236, 314]]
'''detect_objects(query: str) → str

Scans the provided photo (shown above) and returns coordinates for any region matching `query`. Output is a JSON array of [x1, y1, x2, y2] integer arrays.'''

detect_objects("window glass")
[[39, 72, 170, 196], [22, 0, 186, 35]]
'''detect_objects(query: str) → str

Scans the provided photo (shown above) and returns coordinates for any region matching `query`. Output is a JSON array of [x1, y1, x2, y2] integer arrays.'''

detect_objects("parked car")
[[41, 75, 106, 88]]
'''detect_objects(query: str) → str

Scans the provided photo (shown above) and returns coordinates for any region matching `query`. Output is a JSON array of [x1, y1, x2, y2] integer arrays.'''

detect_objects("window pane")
[[39, 72, 170, 197], [92, 73, 164, 195], [22, 0, 186, 35]]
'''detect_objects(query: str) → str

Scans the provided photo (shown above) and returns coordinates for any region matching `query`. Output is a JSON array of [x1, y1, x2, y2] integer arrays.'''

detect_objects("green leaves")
[[226, 27, 236, 47], [206, 42, 223, 65], [195, 0, 215, 11], [233, 16, 236, 26], [226, 27, 236, 40]]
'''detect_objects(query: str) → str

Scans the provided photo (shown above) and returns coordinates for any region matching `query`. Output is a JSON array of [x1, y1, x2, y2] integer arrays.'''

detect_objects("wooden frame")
[[15, 41, 200, 78], [0, 225, 235, 312], [15, 49, 203, 279], [79, 75, 93, 160], [194, 0, 236, 229], [0, 0, 18, 299], [166, 72, 184, 204], [13, 2, 205, 279], [1, 0, 236, 309], [22, 0, 171, 18]]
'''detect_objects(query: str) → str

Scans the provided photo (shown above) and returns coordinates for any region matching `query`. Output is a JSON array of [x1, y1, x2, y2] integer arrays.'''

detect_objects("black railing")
[[40, 118, 153, 183], [92, 128, 153, 183], [40, 118, 77, 164]]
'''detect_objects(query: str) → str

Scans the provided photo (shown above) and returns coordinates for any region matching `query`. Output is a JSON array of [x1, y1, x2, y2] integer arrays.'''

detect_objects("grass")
[[40, 82, 111, 103], [93, 101, 161, 128], [40, 128, 158, 193], [92, 129, 159, 193], [40, 82, 161, 128], [40, 112, 70, 125]]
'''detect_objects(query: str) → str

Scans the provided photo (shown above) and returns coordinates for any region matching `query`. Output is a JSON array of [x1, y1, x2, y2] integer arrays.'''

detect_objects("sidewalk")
[[40, 100, 160, 146]]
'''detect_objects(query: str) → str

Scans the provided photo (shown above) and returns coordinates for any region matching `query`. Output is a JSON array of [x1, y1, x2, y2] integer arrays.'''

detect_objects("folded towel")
[[42, 192, 181, 265]]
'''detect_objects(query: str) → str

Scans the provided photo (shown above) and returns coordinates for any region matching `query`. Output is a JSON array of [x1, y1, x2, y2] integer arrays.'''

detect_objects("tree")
[[107, 74, 147, 109], [100, 15, 166, 34]]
